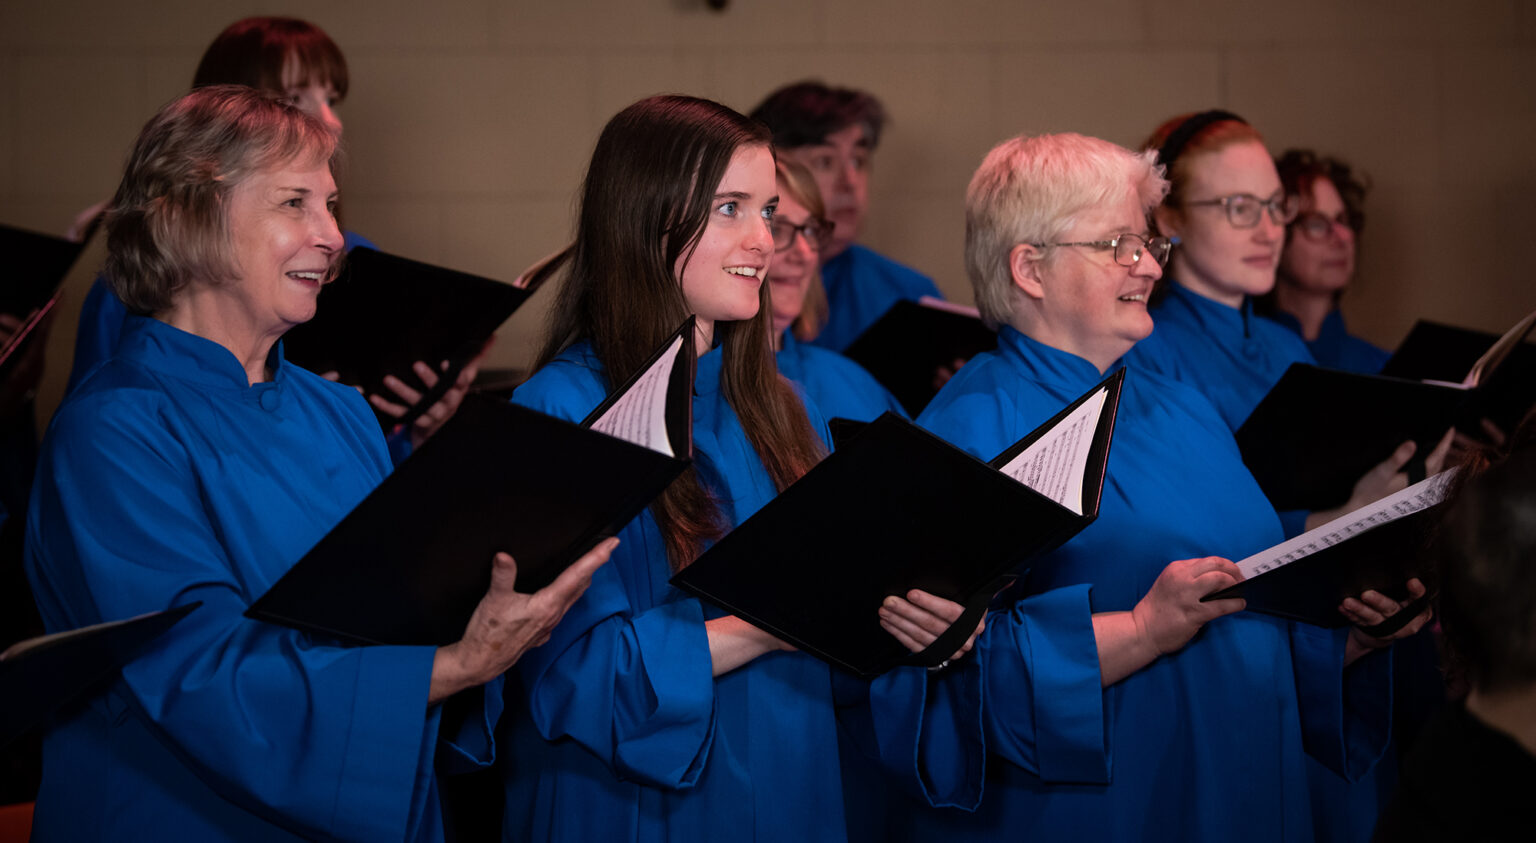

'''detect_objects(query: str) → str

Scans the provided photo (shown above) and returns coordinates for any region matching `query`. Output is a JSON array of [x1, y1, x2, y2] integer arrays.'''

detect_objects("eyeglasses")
[[1185, 193, 1299, 228], [1291, 211, 1356, 242], [771, 217, 830, 252], [1030, 232, 1172, 268]]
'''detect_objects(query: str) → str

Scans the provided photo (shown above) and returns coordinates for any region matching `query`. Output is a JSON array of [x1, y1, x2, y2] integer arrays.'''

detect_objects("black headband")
[[1156, 109, 1248, 171]]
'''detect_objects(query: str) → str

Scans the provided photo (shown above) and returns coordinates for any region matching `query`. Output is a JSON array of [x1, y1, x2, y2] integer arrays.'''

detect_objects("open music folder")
[[1203, 471, 1453, 628], [281, 247, 534, 430], [1238, 309, 1536, 511], [842, 297, 999, 416], [246, 318, 697, 647], [1, 603, 199, 748], [1380, 312, 1536, 435], [671, 369, 1123, 678]]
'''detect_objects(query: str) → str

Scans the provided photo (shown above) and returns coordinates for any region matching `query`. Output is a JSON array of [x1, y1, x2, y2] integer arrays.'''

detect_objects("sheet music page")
[[1235, 470, 1456, 580], [998, 387, 1107, 515], [589, 335, 683, 456]]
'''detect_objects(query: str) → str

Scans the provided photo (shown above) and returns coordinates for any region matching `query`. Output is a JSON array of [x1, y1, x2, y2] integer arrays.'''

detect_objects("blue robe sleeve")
[[28, 396, 449, 842], [834, 661, 986, 810], [917, 378, 1110, 785], [1289, 622, 1393, 781], [981, 585, 1109, 783], [509, 366, 718, 788], [437, 680, 506, 774]]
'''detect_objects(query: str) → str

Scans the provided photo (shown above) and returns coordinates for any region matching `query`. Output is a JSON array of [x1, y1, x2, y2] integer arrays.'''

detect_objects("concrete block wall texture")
[[1, 0, 1533, 377]]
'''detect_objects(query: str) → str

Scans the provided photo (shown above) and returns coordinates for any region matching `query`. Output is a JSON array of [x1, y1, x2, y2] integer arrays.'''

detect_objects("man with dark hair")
[[751, 81, 944, 351]]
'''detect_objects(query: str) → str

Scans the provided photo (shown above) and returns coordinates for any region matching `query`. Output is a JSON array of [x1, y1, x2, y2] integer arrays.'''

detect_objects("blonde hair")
[[105, 85, 339, 314], [774, 158, 830, 342]]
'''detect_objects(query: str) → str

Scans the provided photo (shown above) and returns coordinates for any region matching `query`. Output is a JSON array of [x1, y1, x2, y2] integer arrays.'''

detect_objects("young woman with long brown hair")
[[501, 94, 982, 842]]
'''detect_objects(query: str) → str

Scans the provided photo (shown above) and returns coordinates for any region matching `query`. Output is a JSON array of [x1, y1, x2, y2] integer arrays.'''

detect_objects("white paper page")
[[997, 387, 1107, 515], [1234, 470, 1457, 580], [589, 335, 683, 457], [916, 295, 983, 319]]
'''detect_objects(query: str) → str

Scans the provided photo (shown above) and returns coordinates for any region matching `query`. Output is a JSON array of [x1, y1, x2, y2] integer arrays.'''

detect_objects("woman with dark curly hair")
[[1259, 150, 1391, 374]]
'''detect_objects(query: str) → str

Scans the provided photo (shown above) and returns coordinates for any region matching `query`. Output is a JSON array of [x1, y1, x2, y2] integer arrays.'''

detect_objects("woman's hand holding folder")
[[373, 337, 497, 448], [428, 537, 618, 704], [1341, 577, 1432, 667], [1305, 430, 1455, 531], [1096, 557, 1247, 686], [879, 590, 986, 664]]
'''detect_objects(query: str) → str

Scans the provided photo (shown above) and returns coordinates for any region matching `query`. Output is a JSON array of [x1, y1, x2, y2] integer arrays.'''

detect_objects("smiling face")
[[217, 156, 344, 338], [1158, 139, 1285, 307], [1279, 176, 1356, 295], [676, 143, 777, 344], [1028, 189, 1163, 370], [780, 123, 869, 259], [766, 187, 819, 336]]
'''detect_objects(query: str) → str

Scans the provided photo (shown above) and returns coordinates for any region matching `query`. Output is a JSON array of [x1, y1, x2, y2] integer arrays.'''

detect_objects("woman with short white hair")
[[911, 132, 1422, 842]]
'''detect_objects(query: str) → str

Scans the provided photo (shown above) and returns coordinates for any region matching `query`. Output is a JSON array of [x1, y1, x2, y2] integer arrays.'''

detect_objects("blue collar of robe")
[[119, 314, 293, 395], [996, 325, 1112, 393], [1159, 279, 1262, 341]]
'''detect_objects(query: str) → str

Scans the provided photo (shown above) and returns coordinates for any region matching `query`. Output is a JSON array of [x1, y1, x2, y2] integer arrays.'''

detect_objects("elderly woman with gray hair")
[[909, 132, 1413, 841], [23, 85, 613, 842]]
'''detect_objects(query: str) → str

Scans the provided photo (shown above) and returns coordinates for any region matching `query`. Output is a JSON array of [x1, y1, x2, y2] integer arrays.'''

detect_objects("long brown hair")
[[540, 95, 825, 569]]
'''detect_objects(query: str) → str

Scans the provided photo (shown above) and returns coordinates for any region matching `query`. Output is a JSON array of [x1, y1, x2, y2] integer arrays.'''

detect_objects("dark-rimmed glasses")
[[1030, 233, 1172, 267], [1291, 211, 1356, 242], [1185, 193, 1299, 228], [771, 217, 830, 252]]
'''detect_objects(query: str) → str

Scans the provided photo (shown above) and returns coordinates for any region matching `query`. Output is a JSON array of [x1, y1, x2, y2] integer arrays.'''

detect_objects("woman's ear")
[[1010, 243, 1046, 301], [1153, 204, 1183, 242]]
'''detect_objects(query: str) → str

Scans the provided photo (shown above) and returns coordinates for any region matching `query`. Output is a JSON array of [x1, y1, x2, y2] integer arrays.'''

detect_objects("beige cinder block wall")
[[3, 0, 1533, 383]]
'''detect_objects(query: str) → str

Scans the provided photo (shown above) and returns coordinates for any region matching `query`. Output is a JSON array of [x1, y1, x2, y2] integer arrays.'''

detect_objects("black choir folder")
[[672, 369, 1124, 678], [0, 223, 85, 374], [247, 318, 697, 647], [1381, 316, 1536, 435], [1204, 472, 1451, 631], [843, 297, 999, 416], [1237, 309, 1536, 511], [282, 247, 533, 431], [1, 603, 199, 748]]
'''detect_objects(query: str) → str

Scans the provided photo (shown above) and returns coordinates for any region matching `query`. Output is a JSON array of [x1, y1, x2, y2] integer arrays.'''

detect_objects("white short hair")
[[965, 133, 1168, 327]]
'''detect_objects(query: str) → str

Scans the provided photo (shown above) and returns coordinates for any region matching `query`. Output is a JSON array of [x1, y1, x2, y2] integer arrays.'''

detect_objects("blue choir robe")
[[908, 327, 1392, 842], [1125, 281, 1315, 433], [776, 331, 907, 423], [24, 315, 499, 842], [502, 341, 981, 842], [1125, 281, 1316, 538], [1262, 308, 1392, 375], [812, 244, 944, 353], [66, 230, 376, 393]]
